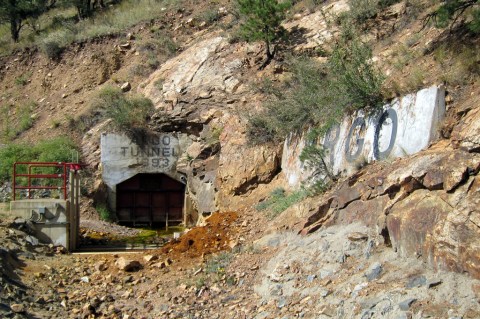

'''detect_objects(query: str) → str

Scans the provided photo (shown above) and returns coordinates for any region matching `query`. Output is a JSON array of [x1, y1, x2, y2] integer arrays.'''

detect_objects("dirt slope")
[[0, 0, 479, 318]]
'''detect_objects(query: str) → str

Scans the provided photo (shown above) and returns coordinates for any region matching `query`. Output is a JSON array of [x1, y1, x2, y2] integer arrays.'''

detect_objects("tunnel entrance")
[[116, 173, 185, 226]]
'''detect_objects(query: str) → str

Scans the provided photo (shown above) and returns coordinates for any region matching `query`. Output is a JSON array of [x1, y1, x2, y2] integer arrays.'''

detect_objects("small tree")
[[237, 0, 291, 66], [0, 0, 48, 42], [425, 0, 480, 33]]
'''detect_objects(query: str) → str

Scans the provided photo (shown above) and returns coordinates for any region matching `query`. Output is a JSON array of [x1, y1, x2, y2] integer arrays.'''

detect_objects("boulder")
[[115, 257, 142, 272]]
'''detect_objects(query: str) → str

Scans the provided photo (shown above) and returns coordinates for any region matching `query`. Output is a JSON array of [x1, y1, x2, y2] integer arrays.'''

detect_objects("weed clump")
[[88, 86, 154, 132], [96, 204, 116, 222], [256, 188, 307, 219], [41, 40, 64, 60]]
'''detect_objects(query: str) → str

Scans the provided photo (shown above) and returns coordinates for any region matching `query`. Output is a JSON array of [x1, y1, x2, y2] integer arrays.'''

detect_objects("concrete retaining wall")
[[10, 199, 71, 248]]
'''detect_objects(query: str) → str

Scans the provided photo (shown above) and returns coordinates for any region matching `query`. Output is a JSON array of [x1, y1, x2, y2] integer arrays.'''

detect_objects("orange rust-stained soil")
[[163, 211, 238, 258]]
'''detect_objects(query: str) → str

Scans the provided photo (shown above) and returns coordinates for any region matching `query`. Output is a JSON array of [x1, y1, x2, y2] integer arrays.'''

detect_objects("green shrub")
[[248, 24, 383, 144], [237, 0, 291, 61], [138, 30, 177, 58], [1, 102, 37, 141], [348, 0, 379, 24], [16, 102, 36, 134], [430, 0, 480, 33], [329, 24, 384, 112], [15, 73, 31, 86], [347, 0, 403, 24], [96, 204, 116, 222], [90, 86, 154, 131], [41, 39, 64, 60], [0, 0, 182, 57], [0, 136, 77, 182], [200, 8, 222, 25]]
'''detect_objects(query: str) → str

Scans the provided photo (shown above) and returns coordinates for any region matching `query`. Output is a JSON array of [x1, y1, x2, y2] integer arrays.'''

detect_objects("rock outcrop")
[[140, 35, 280, 220], [294, 103, 480, 278]]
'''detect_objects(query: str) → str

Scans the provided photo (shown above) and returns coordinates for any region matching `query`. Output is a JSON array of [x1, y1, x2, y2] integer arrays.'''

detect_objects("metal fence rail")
[[12, 162, 81, 200]]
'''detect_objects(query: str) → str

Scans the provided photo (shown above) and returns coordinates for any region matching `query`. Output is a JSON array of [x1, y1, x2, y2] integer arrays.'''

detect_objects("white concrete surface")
[[101, 133, 185, 211], [282, 86, 446, 188]]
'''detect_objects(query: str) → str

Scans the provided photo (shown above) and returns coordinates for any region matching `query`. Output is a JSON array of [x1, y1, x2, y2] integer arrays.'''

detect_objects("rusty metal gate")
[[116, 173, 185, 226]]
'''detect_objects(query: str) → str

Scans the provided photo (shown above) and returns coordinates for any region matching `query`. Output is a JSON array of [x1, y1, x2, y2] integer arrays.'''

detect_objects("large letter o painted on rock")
[[374, 109, 398, 160], [345, 117, 366, 163]]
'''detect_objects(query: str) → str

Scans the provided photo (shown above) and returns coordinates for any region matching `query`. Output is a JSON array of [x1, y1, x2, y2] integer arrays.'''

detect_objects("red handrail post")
[[13, 163, 17, 201]]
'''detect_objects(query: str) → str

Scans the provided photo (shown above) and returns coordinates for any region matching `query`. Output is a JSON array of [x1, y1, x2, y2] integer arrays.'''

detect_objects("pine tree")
[[237, 0, 291, 66], [0, 0, 47, 42], [426, 0, 480, 33]]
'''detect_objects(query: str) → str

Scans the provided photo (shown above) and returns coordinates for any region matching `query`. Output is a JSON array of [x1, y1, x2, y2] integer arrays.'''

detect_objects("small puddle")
[[78, 225, 186, 252]]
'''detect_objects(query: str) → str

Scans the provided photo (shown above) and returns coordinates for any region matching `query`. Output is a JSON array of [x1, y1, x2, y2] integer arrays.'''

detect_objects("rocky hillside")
[[0, 0, 479, 318]]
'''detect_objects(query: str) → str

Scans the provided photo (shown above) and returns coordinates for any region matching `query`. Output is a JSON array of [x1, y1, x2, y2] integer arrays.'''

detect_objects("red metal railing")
[[13, 162, 82, 200]]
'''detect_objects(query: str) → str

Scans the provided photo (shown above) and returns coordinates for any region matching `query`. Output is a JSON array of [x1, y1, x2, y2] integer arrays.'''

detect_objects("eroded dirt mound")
[[163, 211, 238, 258]]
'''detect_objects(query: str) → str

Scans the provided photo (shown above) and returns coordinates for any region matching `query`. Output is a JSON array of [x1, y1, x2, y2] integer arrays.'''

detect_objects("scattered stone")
[[399, 298, 417, 311], [94, 261, 108, 272], [319, 289, 330, 298], [126, 33, 135, 40], [365, 262, 383, 281], [337, 253, 347, 264], [121, 82, 131, 92], [56, 246, 67, 254], [277, 297, 288, 308], [123, 275, 133, 284], [269, 273, 282, 282], [80, 276, 89, 283], [426, 278, 443, 288], [352, 282, 368, 297], [320, 269, 333, 279], [10, 303, 24, 313], [218, 7, 227, 15], [406, 275, 426, 288], [306, 274, 316, 283], [348, 232, 369, 241], [395, 312, 411, 319], [319, 305, 337, 317], [115, 257, 142, 272], [143, 255, 158, 263], [25, 235, 39, 246], [152, 261, 166, 269]]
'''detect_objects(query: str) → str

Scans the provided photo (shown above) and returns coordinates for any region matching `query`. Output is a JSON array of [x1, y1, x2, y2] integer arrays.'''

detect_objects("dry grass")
[[0, 0, 182, 57]]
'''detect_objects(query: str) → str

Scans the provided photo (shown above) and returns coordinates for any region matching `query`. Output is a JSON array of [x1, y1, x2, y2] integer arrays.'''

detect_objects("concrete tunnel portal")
[[101, 132, 190, 228], [116, 173, 185, 226]]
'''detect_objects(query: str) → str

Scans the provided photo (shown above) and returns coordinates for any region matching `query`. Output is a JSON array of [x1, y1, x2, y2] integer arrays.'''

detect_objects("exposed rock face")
[[139, 35, 280, 219], [297, 103, 480, 278], [452, 107, 480, 153], [142, 36, 244, 110], [283, 0, 349, 52]]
